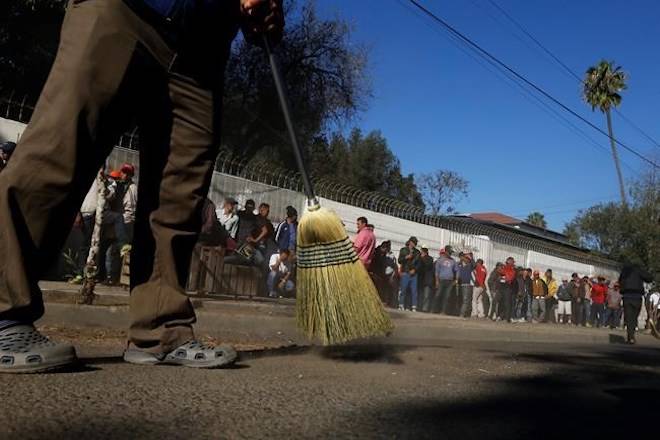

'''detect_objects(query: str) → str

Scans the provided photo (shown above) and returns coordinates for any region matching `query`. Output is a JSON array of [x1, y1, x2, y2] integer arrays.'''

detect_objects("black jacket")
[[418, 255, 435, 288], [618, 265, 653, 296]]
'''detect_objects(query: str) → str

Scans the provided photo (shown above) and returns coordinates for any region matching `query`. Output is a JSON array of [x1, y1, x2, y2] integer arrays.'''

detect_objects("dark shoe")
[[0, 325, 77, 374], [626, 338, 636, 345], [124, 340, 237, 369]]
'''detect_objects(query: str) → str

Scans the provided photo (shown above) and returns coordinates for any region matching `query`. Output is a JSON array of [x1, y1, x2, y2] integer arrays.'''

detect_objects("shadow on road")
[[368, 345, 660, 439]]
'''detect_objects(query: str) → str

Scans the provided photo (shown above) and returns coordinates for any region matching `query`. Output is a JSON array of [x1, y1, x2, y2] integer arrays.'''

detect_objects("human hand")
[[240, 0, 284, 47]]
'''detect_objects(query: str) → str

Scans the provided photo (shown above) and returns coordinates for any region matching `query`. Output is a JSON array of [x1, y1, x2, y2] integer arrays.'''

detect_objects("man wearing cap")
[[417, 245, 435, 312], [568, 273, 582, 325], [0, 141, 17, 172], [455, 252, 476, 318], [472, 258, 488, 318], [556, 279, 572, 324], [434, 246, 457, 314], [120, 163, 138, 242], [398, 237, 420, 311], [530, 270, 548, 323], [543, 269, 558, 323], [589, 276, 608, 328], [602, 281, 622, 329], [0, 0, 284, 372], [500, 257, 517, 322]]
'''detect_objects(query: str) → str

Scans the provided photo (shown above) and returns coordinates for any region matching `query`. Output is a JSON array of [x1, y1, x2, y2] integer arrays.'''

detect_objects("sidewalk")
[[37, 281, 658, 350]]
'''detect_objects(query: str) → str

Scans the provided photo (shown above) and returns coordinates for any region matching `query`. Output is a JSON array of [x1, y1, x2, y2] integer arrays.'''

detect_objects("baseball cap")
[[0, 141, 16, 154]]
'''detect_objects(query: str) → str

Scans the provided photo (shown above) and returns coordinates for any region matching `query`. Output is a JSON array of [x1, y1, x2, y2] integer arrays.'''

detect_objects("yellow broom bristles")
[[296, 203, 393, 345]]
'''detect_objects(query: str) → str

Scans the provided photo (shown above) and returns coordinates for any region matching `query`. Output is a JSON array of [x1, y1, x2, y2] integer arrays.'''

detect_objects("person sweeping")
[[0, 0, 284, 373]]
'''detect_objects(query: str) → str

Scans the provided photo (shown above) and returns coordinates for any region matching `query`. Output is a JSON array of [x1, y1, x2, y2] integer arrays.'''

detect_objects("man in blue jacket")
[[0, 0, 284, 373]]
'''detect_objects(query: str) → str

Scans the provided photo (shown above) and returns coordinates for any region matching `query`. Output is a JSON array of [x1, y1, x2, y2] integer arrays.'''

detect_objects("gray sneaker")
[[0, 325, 77, 374], [124, 340, 237, 369]]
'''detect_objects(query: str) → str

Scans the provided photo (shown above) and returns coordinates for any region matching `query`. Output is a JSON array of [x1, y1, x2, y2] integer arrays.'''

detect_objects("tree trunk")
[[78, 171, 107, 304], [606, 108, 627, 206]]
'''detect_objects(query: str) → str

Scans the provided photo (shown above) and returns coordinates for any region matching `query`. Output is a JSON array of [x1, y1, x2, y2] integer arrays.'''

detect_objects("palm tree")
[[526, 211, 547, 229], [582, 60, 628, 205]]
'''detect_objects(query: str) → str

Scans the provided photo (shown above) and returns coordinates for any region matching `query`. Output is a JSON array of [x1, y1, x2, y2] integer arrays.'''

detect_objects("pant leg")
[[539, 298, 546, 322], [459, 285, 470, 317], [398, 273, 410, 307], [422, 286, 432, 312], [601, 308, 611, 327], [267, 271, 279, 294], [501, 286, 512, 321], [472, 287, 483, 317], [410, 276, 418, 309], [0, 0, 173, 324], [623, 297, 642, 341], [583, 301, 592, 325]]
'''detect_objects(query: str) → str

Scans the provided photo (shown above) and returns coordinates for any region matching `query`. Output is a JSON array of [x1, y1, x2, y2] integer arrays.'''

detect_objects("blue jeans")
[[399, 273, 418, 309], [583, 300, 592, 325], [267, 271, 294, 297], [601, 307, 621, 328]]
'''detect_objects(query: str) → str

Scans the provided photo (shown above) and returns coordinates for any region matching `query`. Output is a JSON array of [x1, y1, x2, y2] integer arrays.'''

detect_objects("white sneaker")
[[411, 307, 417, 312], [398, 305, 404, 311]]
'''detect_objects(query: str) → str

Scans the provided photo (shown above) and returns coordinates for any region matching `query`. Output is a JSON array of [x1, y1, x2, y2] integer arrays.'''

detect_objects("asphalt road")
[[2, 320, 659, 440]]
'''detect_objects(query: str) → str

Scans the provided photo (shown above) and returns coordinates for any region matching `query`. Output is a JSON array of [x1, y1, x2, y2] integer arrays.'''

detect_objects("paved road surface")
[[2, 310, 659, 439]]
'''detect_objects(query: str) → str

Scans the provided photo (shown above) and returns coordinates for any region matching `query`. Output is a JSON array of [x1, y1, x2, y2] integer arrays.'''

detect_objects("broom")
[[263, 37, 393, 345]]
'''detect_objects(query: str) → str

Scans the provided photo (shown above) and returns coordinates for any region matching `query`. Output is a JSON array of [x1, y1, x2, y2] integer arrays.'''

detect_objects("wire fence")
[[1, 92, 621, 271]]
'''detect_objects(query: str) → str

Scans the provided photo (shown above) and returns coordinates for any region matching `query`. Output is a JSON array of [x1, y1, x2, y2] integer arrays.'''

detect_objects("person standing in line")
[[602, 282, 622, 329], [582, 277, 594, 327], [543, 269, 558, 323], [353, 216, 376, 271], [619, 264, 653, 344], [501, 257, 517, 323], [514, 268, 532, 323], [120, 163, 138, 244], [417, 245, 435, 312], [274, 205, 298, 254], [589, 276, 608, 328], [556, 279, 572, 324], [434, 246, 456, 314], [488, 262, 504, 320], [0, 141, 17, 173], [455, 252, 476, 318], [472, 258, 488, 318], [569, 273, 582, 325], [530, 270, 548, 323], [217, 197, 239, 239], [398, 237, 420, 312]]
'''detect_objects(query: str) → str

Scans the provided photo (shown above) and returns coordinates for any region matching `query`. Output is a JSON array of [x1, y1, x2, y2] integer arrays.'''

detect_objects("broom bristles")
[[296, 204, 393, 345]]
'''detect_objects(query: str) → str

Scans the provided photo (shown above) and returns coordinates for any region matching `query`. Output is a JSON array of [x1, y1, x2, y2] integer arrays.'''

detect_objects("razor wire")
[[1, 92, 621, 271]]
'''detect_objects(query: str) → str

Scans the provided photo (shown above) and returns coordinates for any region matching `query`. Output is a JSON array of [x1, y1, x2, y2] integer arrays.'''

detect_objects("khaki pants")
[[0, 0, 236, 353]]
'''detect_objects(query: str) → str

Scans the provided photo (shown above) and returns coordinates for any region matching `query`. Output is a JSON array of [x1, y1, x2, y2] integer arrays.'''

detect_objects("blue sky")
[[315, 0, 660, 231]]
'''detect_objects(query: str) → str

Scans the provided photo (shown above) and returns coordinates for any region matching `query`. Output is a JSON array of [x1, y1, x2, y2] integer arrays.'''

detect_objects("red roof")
[[468, 212, 522, 225]]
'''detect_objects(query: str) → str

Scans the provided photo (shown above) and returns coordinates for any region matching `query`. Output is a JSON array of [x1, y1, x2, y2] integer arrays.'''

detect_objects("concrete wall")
[[0, 116, 619, 279]]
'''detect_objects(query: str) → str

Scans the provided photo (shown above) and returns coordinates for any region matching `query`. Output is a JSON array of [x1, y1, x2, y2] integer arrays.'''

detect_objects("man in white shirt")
[[216, 197, 239, 239], [267, 249, 294, 298]]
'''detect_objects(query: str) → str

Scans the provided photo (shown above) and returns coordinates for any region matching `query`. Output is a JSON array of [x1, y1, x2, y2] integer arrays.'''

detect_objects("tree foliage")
[[222, 0, 371, 169], [0, 0, 66, 97], [526, 211, 547, 229], [307, 129, 424, 207], [582, 60, 627, 113], [416, 170, 469, 215], [564, 167, 659, 284]]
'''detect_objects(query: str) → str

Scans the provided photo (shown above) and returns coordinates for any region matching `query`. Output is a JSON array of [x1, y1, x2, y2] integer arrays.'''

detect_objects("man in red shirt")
[[589, 275, 608, 328], [500, 257, 517, 322], [471, 258, 488, 318]]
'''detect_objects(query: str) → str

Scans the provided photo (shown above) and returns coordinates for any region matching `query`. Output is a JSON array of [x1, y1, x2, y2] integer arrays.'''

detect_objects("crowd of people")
[[356, 222, 657, 345]]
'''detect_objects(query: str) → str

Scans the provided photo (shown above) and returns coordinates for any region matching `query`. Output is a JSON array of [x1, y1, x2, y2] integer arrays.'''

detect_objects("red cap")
[[121, 163, 135, 175]]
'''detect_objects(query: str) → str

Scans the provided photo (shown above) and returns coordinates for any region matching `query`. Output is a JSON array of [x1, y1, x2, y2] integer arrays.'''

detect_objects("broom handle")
[[263, 36, 317, 202]]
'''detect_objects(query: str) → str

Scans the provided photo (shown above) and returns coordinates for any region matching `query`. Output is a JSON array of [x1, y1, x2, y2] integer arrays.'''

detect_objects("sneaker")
[[268, 291, 278, 298], [0, 325, 77, 374], [124, 340, 237, 369], [411, 306, 417, 312], [398, 305, 404, 311]]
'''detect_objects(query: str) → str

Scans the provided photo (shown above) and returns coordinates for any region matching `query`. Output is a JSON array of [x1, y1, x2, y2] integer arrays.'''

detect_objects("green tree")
[[582, 60, 628, 205], [308, 129, 424, 207], [526, 211, 547, 229], [222, 1, 371, 169], [0, 0, 66, 98], [563, 166, 660, 284], [416, 170, 469, 215]]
